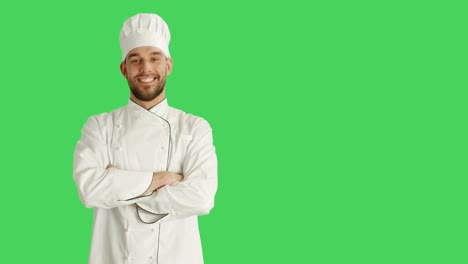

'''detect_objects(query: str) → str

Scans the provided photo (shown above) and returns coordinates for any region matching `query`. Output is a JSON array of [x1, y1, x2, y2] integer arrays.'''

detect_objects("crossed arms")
[[73, 114, 218, 220]]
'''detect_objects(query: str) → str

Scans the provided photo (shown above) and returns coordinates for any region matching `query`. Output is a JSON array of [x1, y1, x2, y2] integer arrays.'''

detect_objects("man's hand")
[[154, 171, 184, 186], [140, 171, 184, 197], [106, 164, 182, 197]]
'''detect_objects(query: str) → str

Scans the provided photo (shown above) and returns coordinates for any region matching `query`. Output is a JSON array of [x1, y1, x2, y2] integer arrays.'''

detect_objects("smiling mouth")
[[138, 76, 157, 83]]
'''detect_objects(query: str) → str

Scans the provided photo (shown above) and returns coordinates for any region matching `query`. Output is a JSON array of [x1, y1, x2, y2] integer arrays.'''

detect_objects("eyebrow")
[[127, 53, 139, 59]]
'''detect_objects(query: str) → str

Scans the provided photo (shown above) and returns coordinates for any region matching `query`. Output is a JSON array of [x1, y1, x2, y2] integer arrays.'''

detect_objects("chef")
[[73, 13, 218, 264]]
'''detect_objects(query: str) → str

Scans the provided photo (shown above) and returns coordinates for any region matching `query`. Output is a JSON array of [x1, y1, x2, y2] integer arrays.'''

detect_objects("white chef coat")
[[73, 98, 218, 264]]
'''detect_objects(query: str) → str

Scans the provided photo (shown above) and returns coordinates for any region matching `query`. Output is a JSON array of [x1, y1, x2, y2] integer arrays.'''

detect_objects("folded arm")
[[73, 116, 155, 209], [136, 119, 218, 221]]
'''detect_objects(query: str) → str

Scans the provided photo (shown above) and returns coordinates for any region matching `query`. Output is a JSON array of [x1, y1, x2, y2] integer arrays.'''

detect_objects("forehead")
[[126, 46, 164, 58]]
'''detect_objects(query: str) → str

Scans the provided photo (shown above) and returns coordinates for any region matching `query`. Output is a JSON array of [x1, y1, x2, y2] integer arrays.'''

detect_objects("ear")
[[166, 58, 173, 75], [120, 61, 127, 78]]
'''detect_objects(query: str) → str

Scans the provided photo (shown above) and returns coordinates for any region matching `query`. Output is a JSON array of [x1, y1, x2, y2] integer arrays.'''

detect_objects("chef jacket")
[[73, 98, 218, 264]]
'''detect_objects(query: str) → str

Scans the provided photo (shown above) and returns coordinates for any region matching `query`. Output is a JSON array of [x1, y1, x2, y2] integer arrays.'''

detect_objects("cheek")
[[126, 68, 137, 79]]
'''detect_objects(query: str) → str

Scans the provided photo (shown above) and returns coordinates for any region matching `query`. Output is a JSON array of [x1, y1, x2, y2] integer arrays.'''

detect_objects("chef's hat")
[[119, 13, 171, 61]]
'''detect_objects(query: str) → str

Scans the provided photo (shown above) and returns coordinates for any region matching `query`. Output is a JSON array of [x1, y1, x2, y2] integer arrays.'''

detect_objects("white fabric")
[[73, 98, 218, 264], [120, 13, 171, 61]]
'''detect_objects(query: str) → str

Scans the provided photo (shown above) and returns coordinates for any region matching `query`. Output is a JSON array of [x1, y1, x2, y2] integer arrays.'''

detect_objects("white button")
[[149, 256, 154, 259], [161, 146, 165, 150], [116, 147, 121, 151], [116, 124, 122, 128], [162, 123, 167, 128]]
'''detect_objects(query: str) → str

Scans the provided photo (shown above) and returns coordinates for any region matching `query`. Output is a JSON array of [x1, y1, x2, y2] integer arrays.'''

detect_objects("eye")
[[130, 58, 140, 63], [151, 57, 160, 62]]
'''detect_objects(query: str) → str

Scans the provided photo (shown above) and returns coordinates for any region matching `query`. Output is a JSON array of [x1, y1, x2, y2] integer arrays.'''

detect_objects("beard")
[[128, 72, 167, 102]]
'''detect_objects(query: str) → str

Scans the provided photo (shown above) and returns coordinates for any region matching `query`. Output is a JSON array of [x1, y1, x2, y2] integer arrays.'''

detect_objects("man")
[[73, 13, 218, 264]]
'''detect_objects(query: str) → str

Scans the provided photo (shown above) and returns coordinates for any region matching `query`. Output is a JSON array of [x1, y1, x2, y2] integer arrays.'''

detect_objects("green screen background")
[[0, 0, 466, 263]]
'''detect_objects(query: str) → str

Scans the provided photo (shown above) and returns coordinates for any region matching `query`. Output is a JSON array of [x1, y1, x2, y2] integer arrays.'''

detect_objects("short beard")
[[129, 78, 166, 102]]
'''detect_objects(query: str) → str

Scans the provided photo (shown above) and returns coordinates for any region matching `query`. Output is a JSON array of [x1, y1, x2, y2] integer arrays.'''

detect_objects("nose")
[[139, 60, 153, 73]]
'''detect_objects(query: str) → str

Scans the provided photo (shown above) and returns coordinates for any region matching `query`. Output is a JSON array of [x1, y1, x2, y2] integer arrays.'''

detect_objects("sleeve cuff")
[[109, 168, 153, 201]]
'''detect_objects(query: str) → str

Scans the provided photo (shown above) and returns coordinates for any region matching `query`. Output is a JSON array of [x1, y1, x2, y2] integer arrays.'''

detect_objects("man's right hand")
[[154, 171, 184, 187], [139, 171, 184, 197]]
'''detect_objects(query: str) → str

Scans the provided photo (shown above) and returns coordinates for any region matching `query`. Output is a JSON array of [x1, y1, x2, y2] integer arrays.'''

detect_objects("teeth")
[[139, 77, 155, 83]]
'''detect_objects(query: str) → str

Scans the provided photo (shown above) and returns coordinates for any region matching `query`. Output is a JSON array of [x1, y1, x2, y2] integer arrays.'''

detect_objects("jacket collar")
[[128, 98, 169, 118]]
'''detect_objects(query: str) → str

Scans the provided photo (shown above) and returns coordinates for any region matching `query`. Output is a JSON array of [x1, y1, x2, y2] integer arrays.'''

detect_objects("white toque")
[[119, 13, 171, 61]]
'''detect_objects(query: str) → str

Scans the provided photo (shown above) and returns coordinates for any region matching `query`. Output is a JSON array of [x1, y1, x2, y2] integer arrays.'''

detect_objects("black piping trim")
[[148, 111, 172, 171], [136, 205, 168, 224], [120, 192, 152, 202], [131, 97, 173, 171]]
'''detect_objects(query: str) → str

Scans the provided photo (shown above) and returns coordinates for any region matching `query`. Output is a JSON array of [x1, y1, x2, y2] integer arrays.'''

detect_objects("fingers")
[[167, 172, 183, 184], [175, 173, 184, 181], [168, 172, 183, 182]]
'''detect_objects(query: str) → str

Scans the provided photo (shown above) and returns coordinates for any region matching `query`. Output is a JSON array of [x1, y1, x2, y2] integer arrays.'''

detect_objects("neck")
[[130, 92, 166, 110]]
